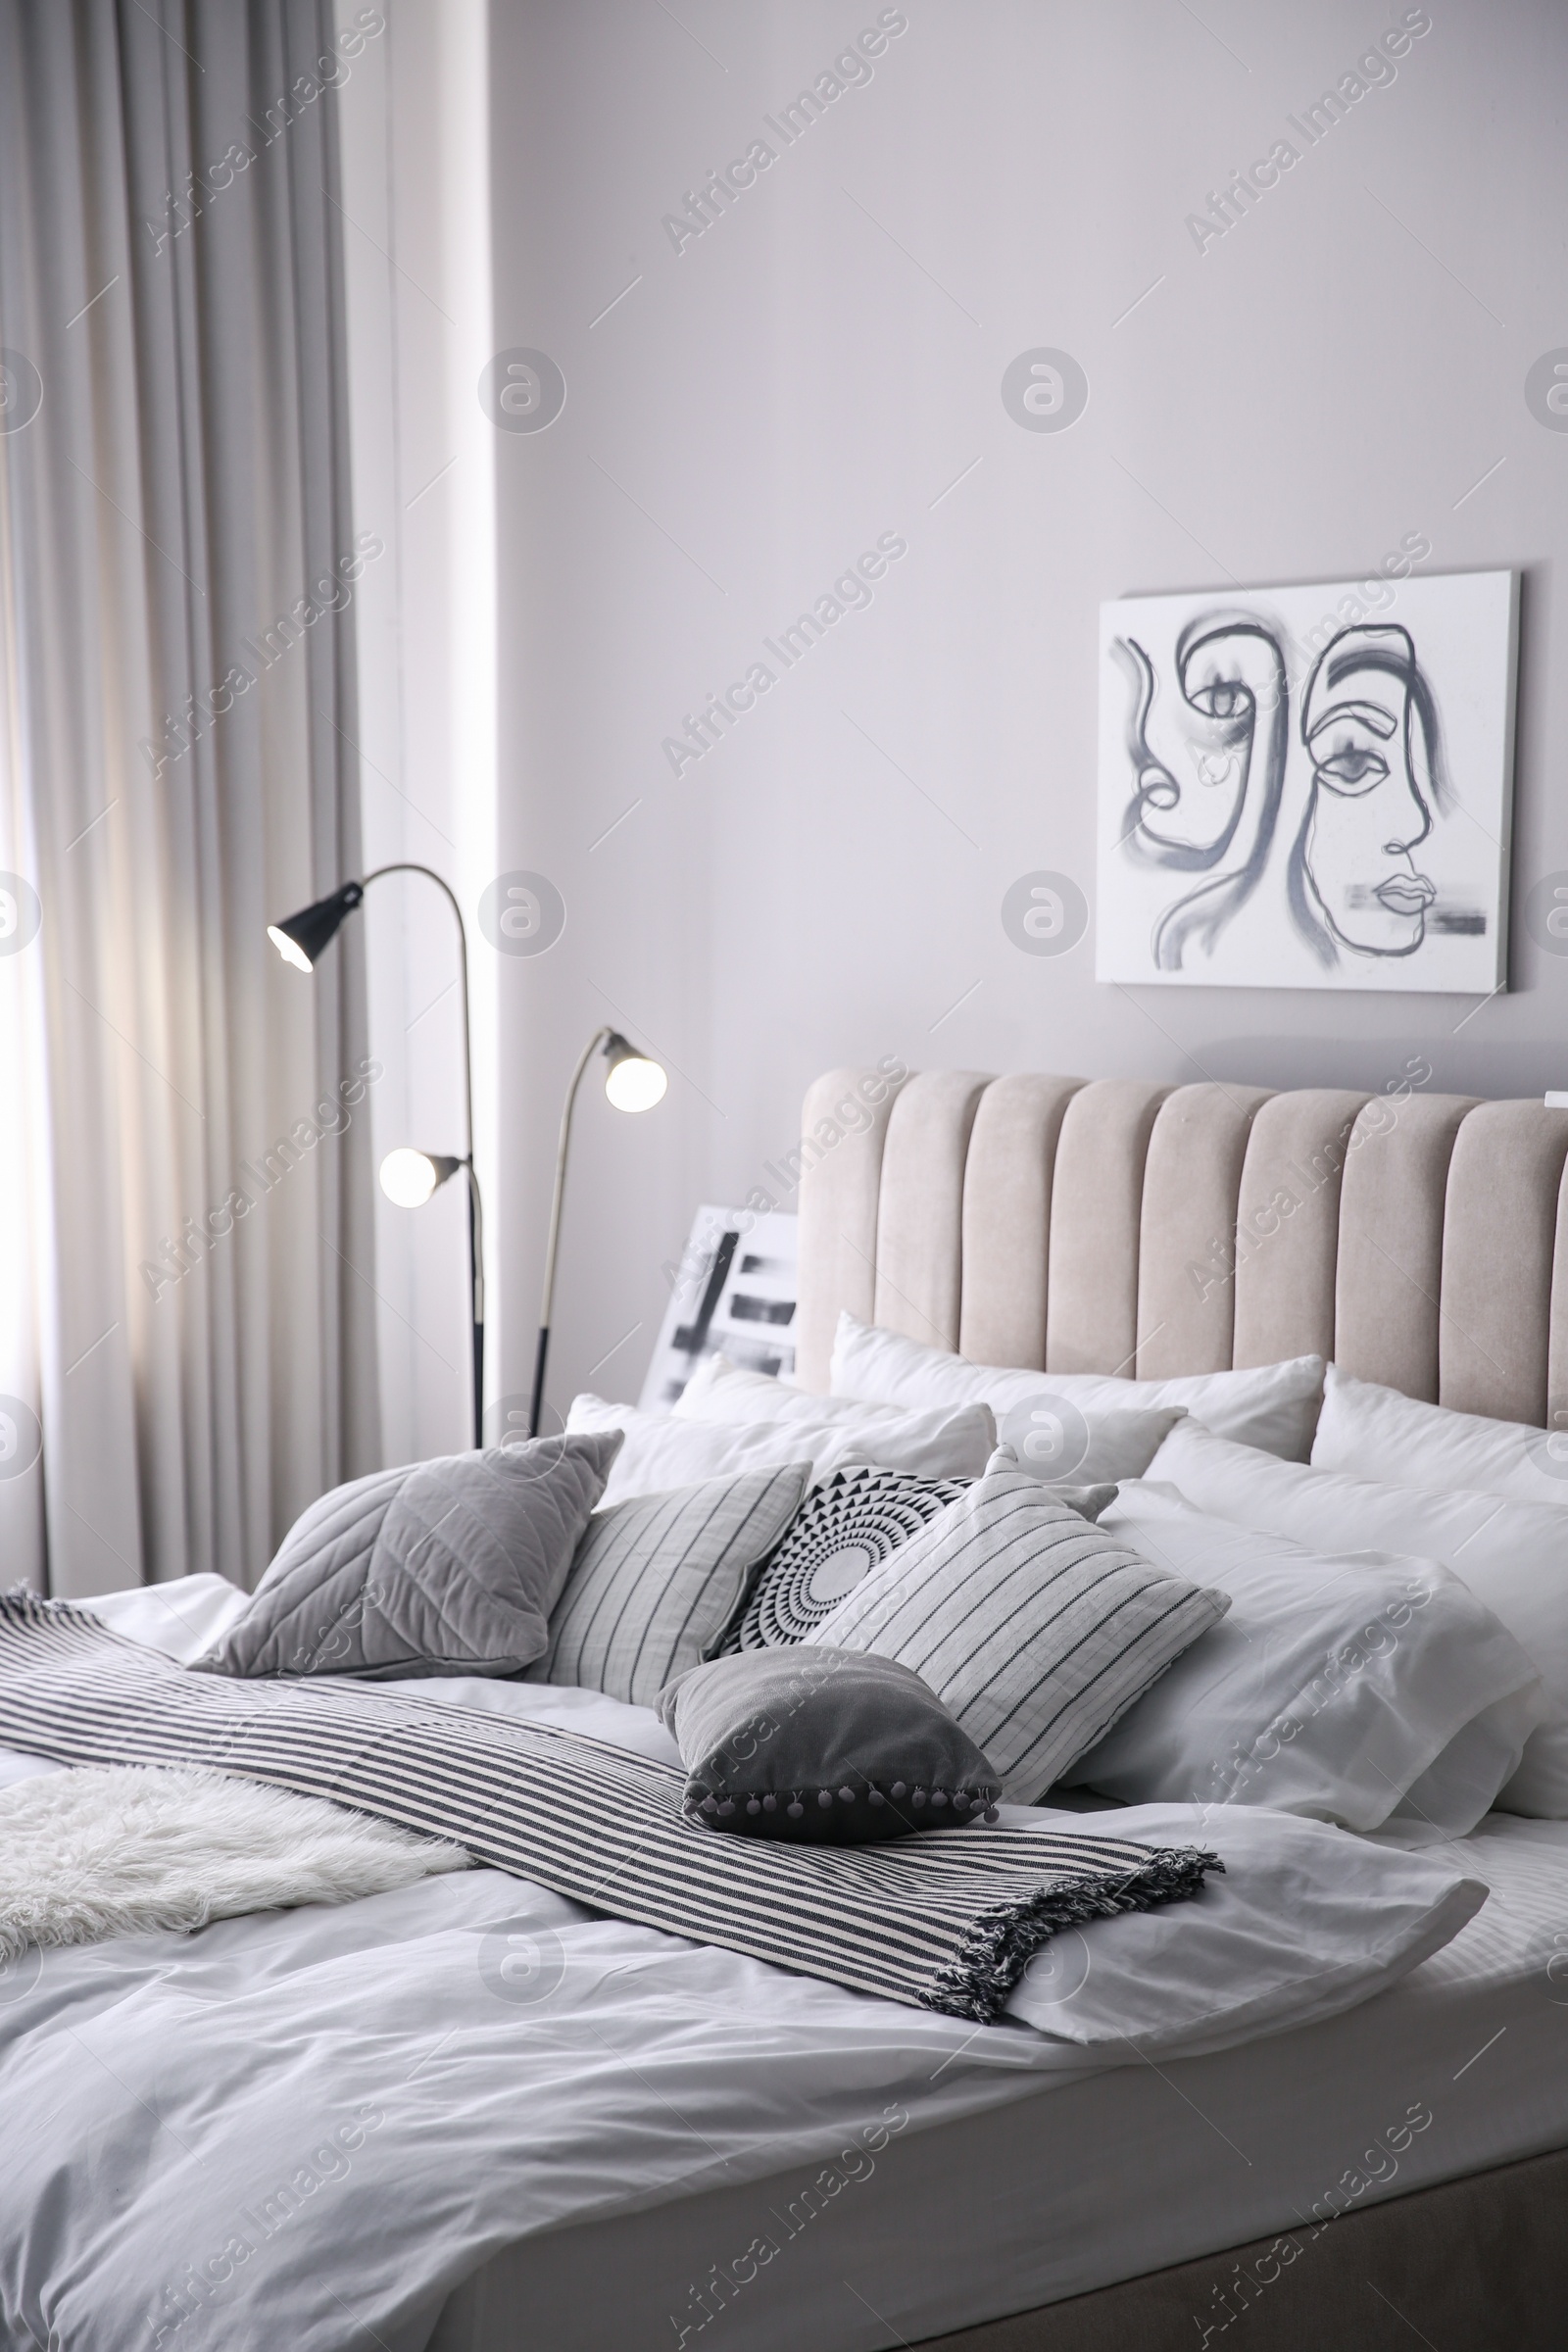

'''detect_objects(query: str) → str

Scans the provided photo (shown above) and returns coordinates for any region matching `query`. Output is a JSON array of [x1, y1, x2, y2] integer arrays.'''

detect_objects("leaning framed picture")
[[1095, 568, 1518, 992], [638, 1204, 799, 1411]]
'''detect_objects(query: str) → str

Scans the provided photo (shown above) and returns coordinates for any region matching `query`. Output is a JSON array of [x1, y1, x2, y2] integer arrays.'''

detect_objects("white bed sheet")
[[431, 1812, 1568, 2350], [1, 1579, 1562, 2351]]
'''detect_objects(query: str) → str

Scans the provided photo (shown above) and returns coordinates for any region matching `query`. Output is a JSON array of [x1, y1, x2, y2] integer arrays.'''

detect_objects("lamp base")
[[529, 1324, 550, 1439]]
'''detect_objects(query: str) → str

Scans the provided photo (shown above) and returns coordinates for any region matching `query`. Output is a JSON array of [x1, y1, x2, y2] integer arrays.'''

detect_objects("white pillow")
[[566, 1394, 981, 1506], [990, 1401, 1185, 1484], [1004, 1800, 1487, 2054], [829, 1310, 1324, 1462], [76, 1573, 252, 1663], [801, 1466, 1230, 1802], [1147, 1416, 1568, 1817], [1073, 1484, 1544, 1837], [1314, 1361, 1568, 1508], [672, 1356, 996, 1478]]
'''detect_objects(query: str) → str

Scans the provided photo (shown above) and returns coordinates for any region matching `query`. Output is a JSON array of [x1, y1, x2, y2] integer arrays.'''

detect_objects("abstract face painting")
[[1295, 627, 1441, 959], [1096, 571, 1516, 994]]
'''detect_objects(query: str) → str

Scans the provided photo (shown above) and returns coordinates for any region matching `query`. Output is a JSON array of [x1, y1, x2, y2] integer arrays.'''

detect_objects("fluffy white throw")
[[0, 1765, 469, 1959]]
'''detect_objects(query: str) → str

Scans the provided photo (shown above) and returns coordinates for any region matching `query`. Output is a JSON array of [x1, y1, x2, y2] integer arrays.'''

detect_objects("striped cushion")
[[801, 1468, 1230, 1802], [528, 1462, 812, 1706]]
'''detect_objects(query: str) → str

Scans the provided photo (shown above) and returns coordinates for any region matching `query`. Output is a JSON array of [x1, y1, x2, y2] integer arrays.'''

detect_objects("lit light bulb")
[[268, 923, 314, 973], [379, 1149, 441, 1207], [605, 1054, 667, 1113]]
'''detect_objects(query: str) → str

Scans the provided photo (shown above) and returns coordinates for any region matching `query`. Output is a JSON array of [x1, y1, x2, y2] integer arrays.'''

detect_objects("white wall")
[[469, 0, 1568, 1429]]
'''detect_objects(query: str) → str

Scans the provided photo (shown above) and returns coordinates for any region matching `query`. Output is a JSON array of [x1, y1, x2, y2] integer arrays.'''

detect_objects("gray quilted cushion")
[[195, 1433, 623, 1680]]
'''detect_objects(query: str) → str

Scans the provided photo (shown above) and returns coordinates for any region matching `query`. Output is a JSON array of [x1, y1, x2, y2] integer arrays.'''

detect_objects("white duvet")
[[0, 1578, 1492, 2352]]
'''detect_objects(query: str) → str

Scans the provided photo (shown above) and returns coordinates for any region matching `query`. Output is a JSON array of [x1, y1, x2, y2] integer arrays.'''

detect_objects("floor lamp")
[[531, 1027, 667, 1436], [268, 867, 486, 1449]]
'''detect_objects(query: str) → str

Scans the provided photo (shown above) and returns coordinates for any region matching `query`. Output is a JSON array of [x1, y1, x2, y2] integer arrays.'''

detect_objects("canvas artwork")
[[1095, 569, 1518, 992], [639, 1204, 799, 1411]]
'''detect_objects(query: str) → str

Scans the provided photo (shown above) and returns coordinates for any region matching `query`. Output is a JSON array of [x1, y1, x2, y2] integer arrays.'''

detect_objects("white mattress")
[[428, 1813, 1568, 2352]]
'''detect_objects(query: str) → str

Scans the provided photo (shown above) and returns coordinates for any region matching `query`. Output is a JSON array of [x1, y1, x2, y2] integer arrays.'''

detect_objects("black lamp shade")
[[268, 880, 365, 971]]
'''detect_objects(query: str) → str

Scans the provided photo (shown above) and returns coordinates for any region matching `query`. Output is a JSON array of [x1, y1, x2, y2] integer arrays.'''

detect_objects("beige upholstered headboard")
[[795, 1070, 1568, 1433]]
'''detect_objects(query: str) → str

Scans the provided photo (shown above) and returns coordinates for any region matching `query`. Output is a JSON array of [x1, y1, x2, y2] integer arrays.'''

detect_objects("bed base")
[[428, 2142, 1567, 2350], [916, 2142, 1568, 2350]]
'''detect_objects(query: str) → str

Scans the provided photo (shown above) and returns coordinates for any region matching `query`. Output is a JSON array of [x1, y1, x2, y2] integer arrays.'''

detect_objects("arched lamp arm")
[[530, 1026, 613, 1437], [362, 863, 483, 1448], [363, 863, 475, 1167]]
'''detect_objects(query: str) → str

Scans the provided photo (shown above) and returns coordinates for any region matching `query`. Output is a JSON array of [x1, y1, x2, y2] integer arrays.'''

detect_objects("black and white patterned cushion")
[[722, 1467, 970, 1652]]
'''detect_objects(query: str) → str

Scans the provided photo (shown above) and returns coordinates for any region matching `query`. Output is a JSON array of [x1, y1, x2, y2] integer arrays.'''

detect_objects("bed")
[[3, 1065, 1566, 2350]]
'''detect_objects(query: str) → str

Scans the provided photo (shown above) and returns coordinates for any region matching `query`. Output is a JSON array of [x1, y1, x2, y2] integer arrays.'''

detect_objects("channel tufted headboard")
[[795, 1070, 1568, 1433]]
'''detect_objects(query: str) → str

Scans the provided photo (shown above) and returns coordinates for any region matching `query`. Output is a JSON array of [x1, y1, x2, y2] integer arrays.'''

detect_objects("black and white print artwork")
[[1096, 569, 1517, 993], [638, 1204, 798, 1410]]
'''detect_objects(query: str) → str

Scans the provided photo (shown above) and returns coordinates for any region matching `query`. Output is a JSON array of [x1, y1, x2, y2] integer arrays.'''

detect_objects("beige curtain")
[[0, 0, 380, 1596]]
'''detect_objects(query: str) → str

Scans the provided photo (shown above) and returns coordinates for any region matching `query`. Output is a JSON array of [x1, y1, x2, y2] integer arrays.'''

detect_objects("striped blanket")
[[0, 1594, 1219, 2023]]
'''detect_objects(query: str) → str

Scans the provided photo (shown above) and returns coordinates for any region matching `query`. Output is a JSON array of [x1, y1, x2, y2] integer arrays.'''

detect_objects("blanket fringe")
[[926, 1845, 1224, 2022]]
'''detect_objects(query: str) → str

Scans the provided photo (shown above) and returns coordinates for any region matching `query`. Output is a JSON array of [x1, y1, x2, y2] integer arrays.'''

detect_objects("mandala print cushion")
[[724, 1467, 970, 1652]]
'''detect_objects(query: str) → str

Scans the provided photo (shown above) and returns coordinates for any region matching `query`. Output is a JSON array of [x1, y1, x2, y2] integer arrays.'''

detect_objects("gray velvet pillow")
[[657, 1647, 1001, 1843], [195, 1433, 622, 1681]]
